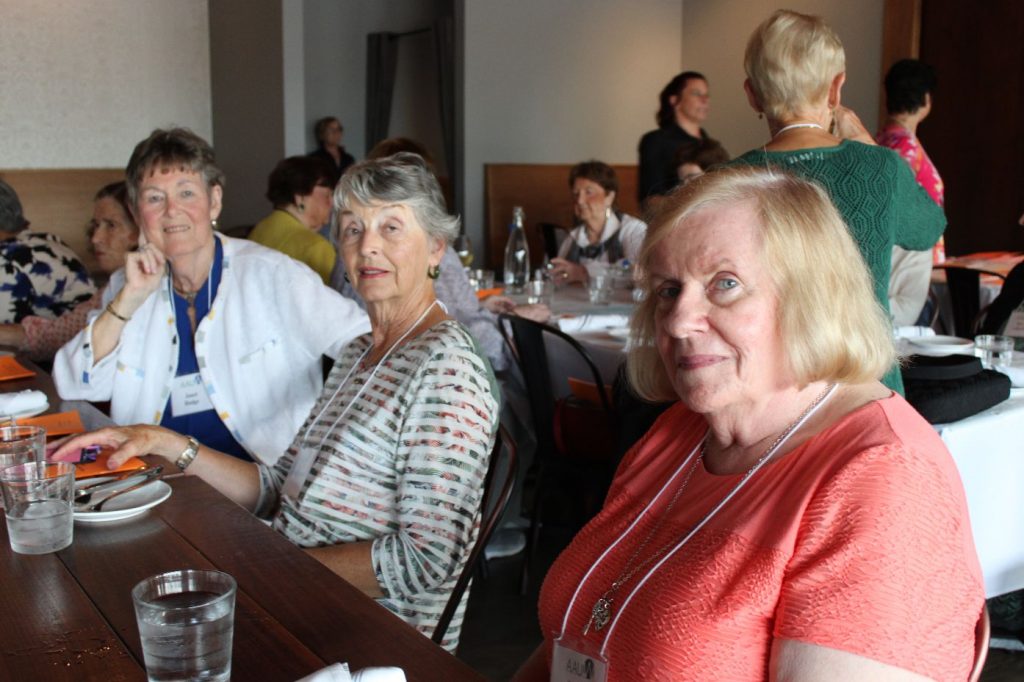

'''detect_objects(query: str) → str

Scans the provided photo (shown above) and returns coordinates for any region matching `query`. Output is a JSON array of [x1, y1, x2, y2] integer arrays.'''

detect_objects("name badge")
[[170, 372, 214, 417], [551, 637, 608, 682]]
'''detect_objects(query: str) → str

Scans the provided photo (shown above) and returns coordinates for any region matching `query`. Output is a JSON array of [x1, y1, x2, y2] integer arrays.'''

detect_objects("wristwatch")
[[175, 436, 201, 472]]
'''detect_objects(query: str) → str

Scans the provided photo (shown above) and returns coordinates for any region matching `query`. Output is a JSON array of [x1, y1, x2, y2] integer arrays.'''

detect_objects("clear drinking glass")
[[974, 334, 1014, 368], [526, 279, 554, 306], [0, 460, 73, 554], [0, 425, 45, 469], [588, 274, 611, 305], [133, 569, 237, 682]]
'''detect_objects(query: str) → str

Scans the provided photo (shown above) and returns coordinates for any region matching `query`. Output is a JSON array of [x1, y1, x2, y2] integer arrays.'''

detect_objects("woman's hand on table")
[[512, 303, 551, 323], [49, 425, 185, 470], [549, 258, 588, 284], [482, 295, 517, 314]]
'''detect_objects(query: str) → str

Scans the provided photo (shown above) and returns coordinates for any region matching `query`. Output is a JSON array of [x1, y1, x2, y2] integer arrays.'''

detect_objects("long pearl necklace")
[[772, 122, 824, 138], [583, 383, 837, 635]]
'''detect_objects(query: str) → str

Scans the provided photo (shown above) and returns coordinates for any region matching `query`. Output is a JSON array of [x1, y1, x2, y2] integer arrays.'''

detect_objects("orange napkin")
[[17, 411, 85, 438], [73, 450, 149, 480], [0, 357, 35, 381], [476, 287, 503, 301]]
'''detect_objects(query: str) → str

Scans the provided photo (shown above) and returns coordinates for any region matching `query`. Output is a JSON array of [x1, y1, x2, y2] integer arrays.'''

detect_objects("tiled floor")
[[457, 526, 1024, 681]]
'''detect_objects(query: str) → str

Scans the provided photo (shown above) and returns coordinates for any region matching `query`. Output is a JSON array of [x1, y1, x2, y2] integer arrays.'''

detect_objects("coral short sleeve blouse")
[[538, 394, 984, 681]]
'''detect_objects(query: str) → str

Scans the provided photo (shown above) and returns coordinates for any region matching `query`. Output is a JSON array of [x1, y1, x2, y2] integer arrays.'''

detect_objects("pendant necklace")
[[583, 383, 837, 636]]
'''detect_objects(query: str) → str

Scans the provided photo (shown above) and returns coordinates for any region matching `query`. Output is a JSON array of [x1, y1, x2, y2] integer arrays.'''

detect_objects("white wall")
[[461, 0, 684, 261], [0, 0, 211, 168], [303, 0, 449, 164], [682, 0, 884, 157]]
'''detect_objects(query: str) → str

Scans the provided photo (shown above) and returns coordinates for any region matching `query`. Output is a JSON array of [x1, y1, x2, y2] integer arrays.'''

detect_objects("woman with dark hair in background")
[[309, 116, 356, 184], [550, 161, 647, 285], [638, 71, 721, 209], [249, 155, 337, 283], [0, 182, 138, 360]]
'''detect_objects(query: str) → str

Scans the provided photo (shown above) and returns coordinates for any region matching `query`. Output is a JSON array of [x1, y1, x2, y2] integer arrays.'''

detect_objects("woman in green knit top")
[[732, 10, 946, 393]]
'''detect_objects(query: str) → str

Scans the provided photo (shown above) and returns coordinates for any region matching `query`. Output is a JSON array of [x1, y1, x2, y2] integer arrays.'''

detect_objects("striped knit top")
[[255, 320, 499, 651]]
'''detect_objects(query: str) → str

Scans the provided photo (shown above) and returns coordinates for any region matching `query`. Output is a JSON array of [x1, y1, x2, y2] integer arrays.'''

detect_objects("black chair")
[[497, 314, 618, 593], [978, 260, 1024, 335], [933, 265, 1005, 338], [537, 222, 567, 260], [431, 423, 518, 646]]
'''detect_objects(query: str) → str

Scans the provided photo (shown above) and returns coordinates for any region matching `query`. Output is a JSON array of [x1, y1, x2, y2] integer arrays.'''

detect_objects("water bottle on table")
[[503, 206, 530, 294]]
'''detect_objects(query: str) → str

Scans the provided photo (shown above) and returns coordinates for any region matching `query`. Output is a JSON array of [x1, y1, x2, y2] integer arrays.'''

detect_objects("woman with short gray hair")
[[55, 152, 500, 652]]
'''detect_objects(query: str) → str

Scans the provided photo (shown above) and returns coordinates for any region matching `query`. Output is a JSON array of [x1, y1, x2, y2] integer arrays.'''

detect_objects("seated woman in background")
[[549, 161, 647, 285], [730, 9, 946, 392], [53, 128, 369, 466], [0, 179, 95, 324], [0, 182, 138, 361], [54, 152, 499, 652], [248, 155, 337, 284], [515, 166, 983, 681], [672, 137, 730, 186]]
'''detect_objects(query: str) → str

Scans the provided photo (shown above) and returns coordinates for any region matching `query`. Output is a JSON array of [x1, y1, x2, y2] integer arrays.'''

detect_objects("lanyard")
[[559, 384, 838, 658], [281, 300, 440, 500]]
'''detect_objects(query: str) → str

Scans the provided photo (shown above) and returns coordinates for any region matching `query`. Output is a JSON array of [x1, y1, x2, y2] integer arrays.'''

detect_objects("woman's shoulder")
[[414, 319, 488, 362], [620, 213, 648, 230]]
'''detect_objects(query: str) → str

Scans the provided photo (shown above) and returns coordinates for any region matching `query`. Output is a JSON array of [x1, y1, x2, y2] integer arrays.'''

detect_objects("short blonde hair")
[[627, 165, 896, 402], [744, 10, 845, 121]]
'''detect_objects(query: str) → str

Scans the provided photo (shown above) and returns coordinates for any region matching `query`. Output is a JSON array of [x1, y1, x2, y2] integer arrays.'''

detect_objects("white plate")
[[605, 327, 631, 340], [73, 480, 172, 523], [0, 401, 49, 420], [906, 335, 974, 356]]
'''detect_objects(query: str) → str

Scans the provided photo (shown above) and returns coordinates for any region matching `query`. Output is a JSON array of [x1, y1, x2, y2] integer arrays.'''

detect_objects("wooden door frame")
[[878, 0, 922, 128]]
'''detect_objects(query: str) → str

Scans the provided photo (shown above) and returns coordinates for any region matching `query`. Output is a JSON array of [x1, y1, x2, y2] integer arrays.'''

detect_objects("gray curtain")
[[433, 17, 455, 176], [366, 32, 399, 153]]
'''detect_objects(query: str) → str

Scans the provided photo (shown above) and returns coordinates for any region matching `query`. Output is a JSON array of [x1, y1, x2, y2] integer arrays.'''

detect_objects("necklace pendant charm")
[[589, 597, 612, 633]]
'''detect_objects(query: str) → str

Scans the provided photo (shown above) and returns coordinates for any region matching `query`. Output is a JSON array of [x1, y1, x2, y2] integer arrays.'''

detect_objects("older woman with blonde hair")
[[732, 9, 946, 392], [515, 166, 982, 681], [54, 152, 499, 653]]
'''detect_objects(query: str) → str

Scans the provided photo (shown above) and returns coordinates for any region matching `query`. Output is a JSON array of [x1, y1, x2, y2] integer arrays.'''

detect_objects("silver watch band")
[[174, 436, 201, 472]]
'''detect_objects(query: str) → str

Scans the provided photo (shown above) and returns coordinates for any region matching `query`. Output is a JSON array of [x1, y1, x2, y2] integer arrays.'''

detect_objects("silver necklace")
[[772, 122, 824, 138], [584, 383, 837, 635]]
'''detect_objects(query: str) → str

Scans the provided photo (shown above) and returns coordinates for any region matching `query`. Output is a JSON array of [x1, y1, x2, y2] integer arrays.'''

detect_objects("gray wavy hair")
[[334, 152, 459, 246]]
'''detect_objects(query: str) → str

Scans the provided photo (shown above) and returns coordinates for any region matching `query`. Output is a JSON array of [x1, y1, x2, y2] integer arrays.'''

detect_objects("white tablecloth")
[[936, 388, 1024, 598]]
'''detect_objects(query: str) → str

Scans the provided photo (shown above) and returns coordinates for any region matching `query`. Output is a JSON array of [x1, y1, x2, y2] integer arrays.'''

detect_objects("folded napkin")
[[557, 314, 630, 334], [295, 664, 407, 682], [0, 389, 47, 416]]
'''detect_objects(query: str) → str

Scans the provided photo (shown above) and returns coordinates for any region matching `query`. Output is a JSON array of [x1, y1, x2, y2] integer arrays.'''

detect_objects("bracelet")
[[174, 436, 201, 472], [105, 301, 131, 322]]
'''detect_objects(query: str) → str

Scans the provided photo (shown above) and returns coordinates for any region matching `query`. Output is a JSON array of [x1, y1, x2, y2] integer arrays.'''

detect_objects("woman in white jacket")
[[53, 128, 369, 466]]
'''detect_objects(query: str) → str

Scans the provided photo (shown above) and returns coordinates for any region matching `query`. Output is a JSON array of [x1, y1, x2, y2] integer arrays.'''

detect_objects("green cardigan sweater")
[[732, 140, 947, 392]]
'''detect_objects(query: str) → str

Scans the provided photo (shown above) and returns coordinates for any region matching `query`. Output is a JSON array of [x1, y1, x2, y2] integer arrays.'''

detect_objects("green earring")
[[427, 264, 441, 280]]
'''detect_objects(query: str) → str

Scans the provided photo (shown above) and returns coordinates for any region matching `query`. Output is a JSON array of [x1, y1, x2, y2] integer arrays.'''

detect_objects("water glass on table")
[[133, 569, 237, 682], [974, 334, 1014, 369], [588, 274, 612, 305], [469, 268, 495, 292], [526, 279, 554, 306], [0, 424, 45, 469], [0, 460, 74, 554]]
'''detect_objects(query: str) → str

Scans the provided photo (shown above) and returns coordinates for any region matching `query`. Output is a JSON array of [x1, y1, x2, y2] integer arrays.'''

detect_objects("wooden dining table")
[[0, 358, 485, 681]]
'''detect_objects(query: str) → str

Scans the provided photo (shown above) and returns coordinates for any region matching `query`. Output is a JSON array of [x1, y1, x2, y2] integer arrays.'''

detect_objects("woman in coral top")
[[514, 166, 984, 681]]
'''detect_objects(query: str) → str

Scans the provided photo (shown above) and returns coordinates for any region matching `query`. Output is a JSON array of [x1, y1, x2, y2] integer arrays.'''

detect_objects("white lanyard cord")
[[556, 438, 704, 639], [281, 299, 440, 500], [596, 384, 837, 656]]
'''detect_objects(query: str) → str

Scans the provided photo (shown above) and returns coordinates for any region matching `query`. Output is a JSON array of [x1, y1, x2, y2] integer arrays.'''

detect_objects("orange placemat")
[[17, 411, 86, 438], [0, 356, 35, 381]]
